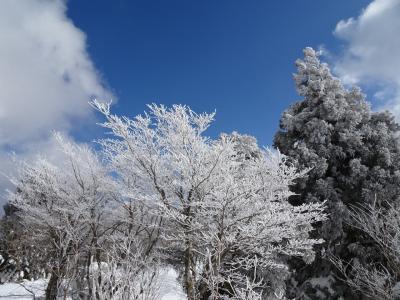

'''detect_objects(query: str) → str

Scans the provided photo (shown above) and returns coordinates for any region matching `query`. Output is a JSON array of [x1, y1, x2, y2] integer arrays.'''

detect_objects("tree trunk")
[[86, 254, 93, 300], [198, 281, 211, 300], [45, 272, 59, 300], [183, 240, 196, 300]]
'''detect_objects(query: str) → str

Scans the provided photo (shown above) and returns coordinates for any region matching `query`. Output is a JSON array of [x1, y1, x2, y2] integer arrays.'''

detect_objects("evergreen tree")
[[274, 48, 400, 299]]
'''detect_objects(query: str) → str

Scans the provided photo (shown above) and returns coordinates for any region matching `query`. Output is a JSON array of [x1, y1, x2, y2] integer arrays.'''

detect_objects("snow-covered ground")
[[0, 268, 186, 299], [158, 268, 186, 300], [0, 279, 46, 299]]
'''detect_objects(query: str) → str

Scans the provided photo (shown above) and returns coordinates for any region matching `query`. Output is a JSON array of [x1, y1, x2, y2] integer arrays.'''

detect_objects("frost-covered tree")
[[223, 131, 262, 161], [274, 48, 400, 299], [7, 134, 120, 300], [93, 101, 326, 299], [7, 134, 163, 299]]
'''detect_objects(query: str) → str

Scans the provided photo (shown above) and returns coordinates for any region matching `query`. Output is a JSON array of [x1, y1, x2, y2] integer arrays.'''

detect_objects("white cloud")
[[0, 0, 114, 207], [0, 132, 74, 197], [333, 0, 400, 116]]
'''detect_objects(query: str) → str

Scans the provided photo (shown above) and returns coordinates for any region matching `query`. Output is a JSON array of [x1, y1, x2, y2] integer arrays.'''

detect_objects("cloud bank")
[[0, 0, 114, 204], [333, 0, 400, 116]]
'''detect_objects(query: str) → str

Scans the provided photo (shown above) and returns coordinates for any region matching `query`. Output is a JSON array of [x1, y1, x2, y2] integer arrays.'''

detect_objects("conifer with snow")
[[274, 48, 400, 299]]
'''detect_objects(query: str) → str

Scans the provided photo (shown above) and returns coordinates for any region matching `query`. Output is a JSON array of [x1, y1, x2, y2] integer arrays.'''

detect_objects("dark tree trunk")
[[45, 272, 59, 300]]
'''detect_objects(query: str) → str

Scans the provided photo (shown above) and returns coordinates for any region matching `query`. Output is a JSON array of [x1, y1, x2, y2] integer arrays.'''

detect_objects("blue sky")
[[67, 0, 370, 146], [2, 0, 400, 200]]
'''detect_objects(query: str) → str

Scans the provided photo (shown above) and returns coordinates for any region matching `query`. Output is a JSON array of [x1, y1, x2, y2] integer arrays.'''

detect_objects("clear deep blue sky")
[[68, 0, 370, 146]]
